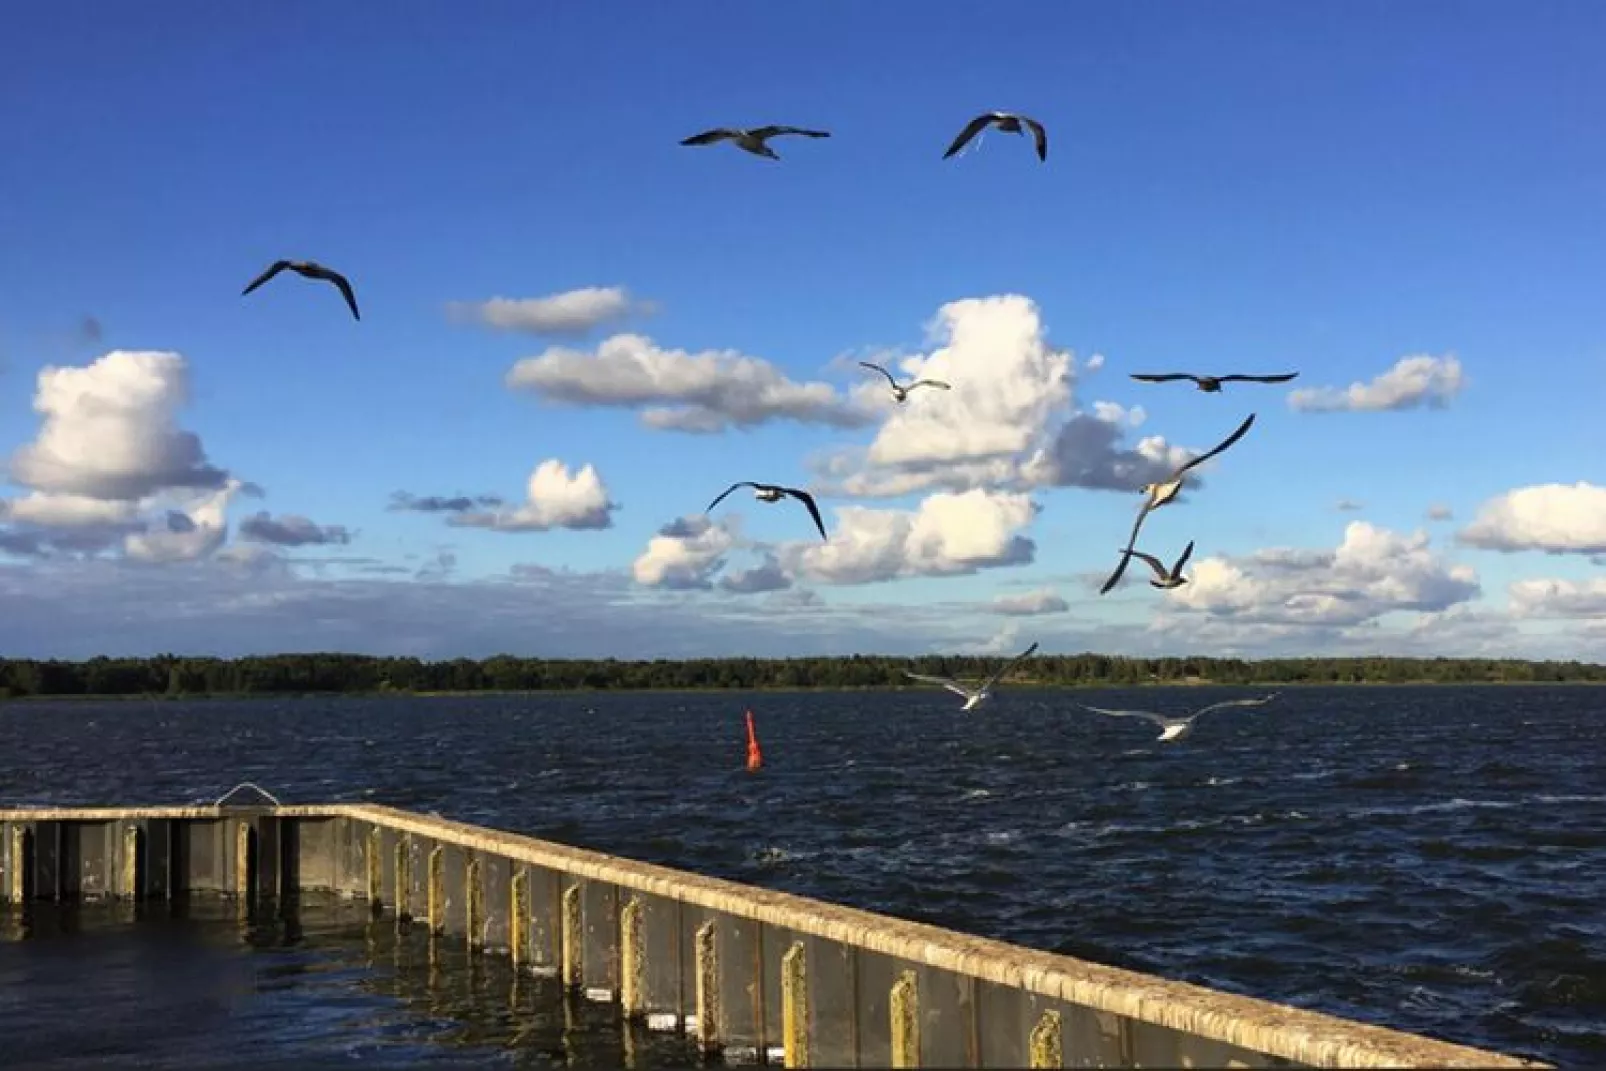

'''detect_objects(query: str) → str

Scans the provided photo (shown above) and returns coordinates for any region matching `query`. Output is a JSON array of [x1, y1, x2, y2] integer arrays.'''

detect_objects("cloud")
[[633, 488, 1038, 592], [446, 286, 654, 336], [779, 488, 1037, 586], [1288, 354, 1464, 413], [506, 333, 874, 434], [815, 295, 1192, 498], [1335, 498, 1365, 512], [1426, 503, 1454, 522], [1507, 577, 1606, 619], [1457, 482, 1606, 555], [718, 554, 792, 595], [239, 511, 353, 547], [123, 481, 244, 564], [7, 350, 228, 500], [389, 492, 505, 514], [632, 515, 735, 590], [1, 491, 136, 527], [1163, 521, 1480, 627], [447, 460, 617, 533], [990, 588, 1069, 616]]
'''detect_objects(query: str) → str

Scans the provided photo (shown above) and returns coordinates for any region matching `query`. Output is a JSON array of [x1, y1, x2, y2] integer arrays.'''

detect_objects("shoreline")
[[6, 678, 1605, 703]]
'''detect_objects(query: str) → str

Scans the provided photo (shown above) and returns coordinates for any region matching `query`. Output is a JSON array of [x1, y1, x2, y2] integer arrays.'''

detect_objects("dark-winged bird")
[[241, 260, 361, 321], [1129, 372, 1298, 393], [1099, 414, 1256, 596], [706, 482, 828, 541], [1113, 540, 1196, 591], [943, 111, 1048, 162], [679, 126, 831, 160], [858, 361, 951, 403]]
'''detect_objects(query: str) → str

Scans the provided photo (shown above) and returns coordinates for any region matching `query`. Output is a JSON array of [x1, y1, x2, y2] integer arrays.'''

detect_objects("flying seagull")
[[241, 260, 361, 321], [903, 641, 1041, 712], [942, 112, 1048, 162], [707, 481, 828, 541], [1099, 413, 1256, 596], [679, 125, 831, 160], [1129, 372, 1299, 393], [1077, 694, 1281, 743], [1113, 540, 1196, 591], [858, 361, 951, 403]]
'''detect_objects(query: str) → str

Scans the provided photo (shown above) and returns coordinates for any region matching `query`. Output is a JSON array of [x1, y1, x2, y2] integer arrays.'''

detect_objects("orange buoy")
[[745, 709, 763, 771]]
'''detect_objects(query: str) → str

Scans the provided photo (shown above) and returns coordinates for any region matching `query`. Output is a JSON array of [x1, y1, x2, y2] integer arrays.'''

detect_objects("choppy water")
[[2, 685, 1602, 1067], [0, 897, 700, 1069]]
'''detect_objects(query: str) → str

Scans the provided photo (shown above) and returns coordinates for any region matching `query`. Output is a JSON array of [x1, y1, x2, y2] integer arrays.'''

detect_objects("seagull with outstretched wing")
[[706, 481, 828, 540], [943, 111, 1048, 162], [858, 361, 951, 403], [680, 125, 831, 160], [241, 260, 361, 321], [1077, 694, 1281, 743], [1111, 540, 1196, 592], [1129, 371, 1299, 393], [903, 641, 1041, 712], [1099, 414, 1256, 596]]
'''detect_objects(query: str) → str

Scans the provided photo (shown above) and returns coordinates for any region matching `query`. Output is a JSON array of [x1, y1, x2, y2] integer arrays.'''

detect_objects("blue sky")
[[2, 0, 1604, 660]]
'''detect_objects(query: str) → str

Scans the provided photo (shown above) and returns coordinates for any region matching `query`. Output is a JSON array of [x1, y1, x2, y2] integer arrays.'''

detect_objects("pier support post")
[[620, 896, 645, 1019], [118, 825, 141, 900], [233, 821, 254, 914], [366, 826, 383, 914], [394, 838, 412, 922], [891, 969, 920, 1068], [561, 884, 583, 990], [509, 870, 530, 968], [695, 919, 720, 1055], [466, 858, 484, 949], [6, 826, 27, 902], [1029, 1009, 1063, 1068], [426, 846, 444, 935], [782, 940, 809, 1068]]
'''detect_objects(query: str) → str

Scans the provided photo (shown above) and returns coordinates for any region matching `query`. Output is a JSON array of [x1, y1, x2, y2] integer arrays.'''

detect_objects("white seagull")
[[679, 125, 831, 160], [1077, 693, 1281, 743], [858, 361, 951, 403], [1099, 413, 1256, 596], [903, 641, 1040, 712]]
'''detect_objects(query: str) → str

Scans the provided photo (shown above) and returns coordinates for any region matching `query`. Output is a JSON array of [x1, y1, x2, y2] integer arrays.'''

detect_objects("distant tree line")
[[0, 652, 1602, 699]]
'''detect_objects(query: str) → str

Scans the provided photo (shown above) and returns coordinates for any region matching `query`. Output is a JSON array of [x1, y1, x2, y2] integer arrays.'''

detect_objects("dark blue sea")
[[1, 686, 1602, 1068]]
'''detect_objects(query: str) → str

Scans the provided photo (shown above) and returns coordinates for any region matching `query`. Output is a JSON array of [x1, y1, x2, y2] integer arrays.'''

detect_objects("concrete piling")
[[0, 803, 1549, 1070]]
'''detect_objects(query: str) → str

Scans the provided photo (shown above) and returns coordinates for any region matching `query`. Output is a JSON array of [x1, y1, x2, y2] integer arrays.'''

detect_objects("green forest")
[[1, 652, 1603, 699]]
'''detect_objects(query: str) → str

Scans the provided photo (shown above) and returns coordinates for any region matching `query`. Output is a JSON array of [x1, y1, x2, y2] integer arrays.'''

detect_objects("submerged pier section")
[[0, 801, 1544, 1069]]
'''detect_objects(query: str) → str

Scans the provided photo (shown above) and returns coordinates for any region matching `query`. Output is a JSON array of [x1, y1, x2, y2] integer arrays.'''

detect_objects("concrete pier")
[[0, 802, 1546, 1069]]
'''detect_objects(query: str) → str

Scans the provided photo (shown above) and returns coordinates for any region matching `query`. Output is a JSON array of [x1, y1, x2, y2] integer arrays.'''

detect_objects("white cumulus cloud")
[[450, 460, 617, 533], [506, 333, 874, 434], [781, 489, 1037, 585], [1288, 354, 1464, 413], [7, 350, 228, 500], [817, 295, 1191, 498], [447, 286, 653, 336], [1164, 521, 1480, 627], [1508, 577, 1606, 619], [632, 515, 736, 590], [1458, 482, 1606, 555], [124, 480, 244, 564], [990, 588, 1069, 616]]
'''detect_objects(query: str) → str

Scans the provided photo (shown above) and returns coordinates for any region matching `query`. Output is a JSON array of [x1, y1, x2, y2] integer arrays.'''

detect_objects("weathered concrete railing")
[[0, 802, 1545, 1069]]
